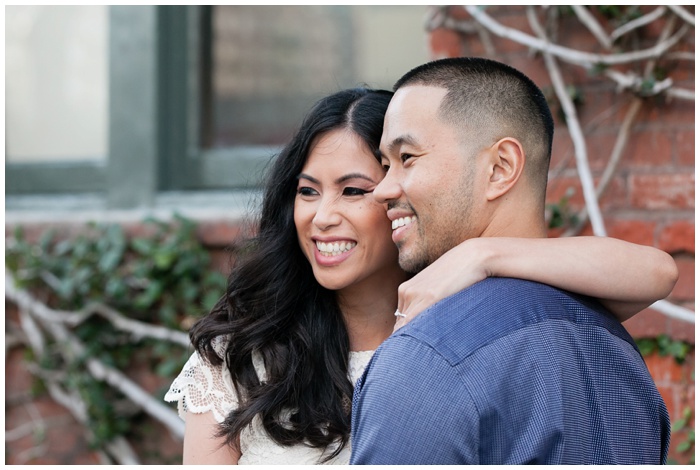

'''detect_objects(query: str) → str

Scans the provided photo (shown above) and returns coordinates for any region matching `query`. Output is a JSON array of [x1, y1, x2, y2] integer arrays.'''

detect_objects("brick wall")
[[5, 5, 694, 464], [428, 5, 694, 463]]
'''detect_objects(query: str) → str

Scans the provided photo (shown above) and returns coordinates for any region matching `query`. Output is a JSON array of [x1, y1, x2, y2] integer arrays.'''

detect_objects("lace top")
[[164, 336, 375, 465]]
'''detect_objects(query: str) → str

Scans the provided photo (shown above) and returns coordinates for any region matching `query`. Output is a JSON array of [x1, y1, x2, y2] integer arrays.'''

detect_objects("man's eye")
[[297, 187, 318, 196], [382, 163, 390, 171], [400, 153, 414, 164], [343, 187, 369, 196]]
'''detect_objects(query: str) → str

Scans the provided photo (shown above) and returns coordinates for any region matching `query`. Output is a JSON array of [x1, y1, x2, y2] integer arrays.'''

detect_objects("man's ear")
[[486, 138, 525, 201]]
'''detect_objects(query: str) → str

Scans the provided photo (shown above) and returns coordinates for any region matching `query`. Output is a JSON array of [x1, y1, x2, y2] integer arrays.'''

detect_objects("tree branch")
[[668, 5, 695, 26], [6, 271, 190, 348], [562, 97, 643, 236], [610, 6, 667, 42], [465, 5, 688, 67], [6, 269, 187, 440], [572, 5, 612, 49], [526, 6, 607, 236]]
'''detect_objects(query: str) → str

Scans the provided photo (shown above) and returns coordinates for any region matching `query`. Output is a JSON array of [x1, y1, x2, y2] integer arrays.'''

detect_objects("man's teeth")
[[391, 216, 416, 230], [316, 241, 357, 256]]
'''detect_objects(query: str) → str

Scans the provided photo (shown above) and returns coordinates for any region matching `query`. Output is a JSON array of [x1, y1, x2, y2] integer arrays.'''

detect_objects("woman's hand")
[[394, 239, 492, 331], [394, 236, 678, 332]]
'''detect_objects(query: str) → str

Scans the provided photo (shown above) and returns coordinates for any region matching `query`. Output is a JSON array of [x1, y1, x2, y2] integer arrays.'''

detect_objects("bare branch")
[[6, 269, 187, 440], [610, 6, 667, 42], [572, 5, 612, 49], [563, 98, 643, 236], [526, 6, 607, 236], [668, 5, 695, 26], [604, 69, 673, 96], [666, 88, 695, 101], [18, 307, 46, 356], [466, 5, 688, 67], [563, 14, 679, 237], [45, 323, 186, 440], [651, 299, 696, 323], [28, 365, 141, 465], [87, 302, 191, 347], [425, 6, 478, 34], [6, 270, 190, 348], [666, 51, 695, 61]]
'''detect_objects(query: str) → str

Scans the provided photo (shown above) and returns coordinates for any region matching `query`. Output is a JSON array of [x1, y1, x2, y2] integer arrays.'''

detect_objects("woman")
[[165, 88, 677, 464]]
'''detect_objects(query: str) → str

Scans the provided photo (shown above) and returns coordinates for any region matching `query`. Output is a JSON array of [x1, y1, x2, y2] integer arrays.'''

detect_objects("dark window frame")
[[7, 5, 276, 209]]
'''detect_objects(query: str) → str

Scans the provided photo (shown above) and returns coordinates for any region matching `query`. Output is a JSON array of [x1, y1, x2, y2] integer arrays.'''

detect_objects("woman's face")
[[294, 129, 402, 292]]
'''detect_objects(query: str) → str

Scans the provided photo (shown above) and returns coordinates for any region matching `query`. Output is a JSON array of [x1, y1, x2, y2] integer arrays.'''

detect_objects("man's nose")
[[373, 169, 402, 204]]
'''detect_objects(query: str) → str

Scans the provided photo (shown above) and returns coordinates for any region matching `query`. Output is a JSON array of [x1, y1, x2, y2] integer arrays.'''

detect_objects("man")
[[350, 58, 670, 464]]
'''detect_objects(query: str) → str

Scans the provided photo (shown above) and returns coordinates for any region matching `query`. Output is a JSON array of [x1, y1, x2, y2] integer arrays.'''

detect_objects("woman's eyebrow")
[[336, 173, 377, 184], [297, 173, 320, 183]]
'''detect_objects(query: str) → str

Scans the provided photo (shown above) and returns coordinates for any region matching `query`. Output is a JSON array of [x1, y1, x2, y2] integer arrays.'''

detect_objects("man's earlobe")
[[486, 138, 525, 201]]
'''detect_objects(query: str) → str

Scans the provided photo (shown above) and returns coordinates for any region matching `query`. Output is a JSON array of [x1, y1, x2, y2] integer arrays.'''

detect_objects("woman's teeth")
[[316, 241, 356, 256], [391, 216, 416, 230]]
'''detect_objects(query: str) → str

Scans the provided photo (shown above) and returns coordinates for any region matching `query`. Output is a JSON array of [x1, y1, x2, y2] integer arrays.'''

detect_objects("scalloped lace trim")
[[164, 339, 375, 464]]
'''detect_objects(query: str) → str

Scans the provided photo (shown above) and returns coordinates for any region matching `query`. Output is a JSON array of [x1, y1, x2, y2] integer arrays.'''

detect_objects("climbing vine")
[[6, 215, 227, 463]]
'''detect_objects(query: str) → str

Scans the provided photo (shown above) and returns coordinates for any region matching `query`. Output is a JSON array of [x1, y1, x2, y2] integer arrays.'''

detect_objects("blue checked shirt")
[[350, 278, 670, 465]]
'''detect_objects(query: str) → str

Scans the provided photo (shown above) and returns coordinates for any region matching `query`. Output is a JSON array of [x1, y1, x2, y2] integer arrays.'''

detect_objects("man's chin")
[[398, 250, 429, 274]]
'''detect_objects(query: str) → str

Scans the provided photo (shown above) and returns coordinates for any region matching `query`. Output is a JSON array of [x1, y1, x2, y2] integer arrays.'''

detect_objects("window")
[[7, 6, 430, 209], [6, 5, 108, 193]]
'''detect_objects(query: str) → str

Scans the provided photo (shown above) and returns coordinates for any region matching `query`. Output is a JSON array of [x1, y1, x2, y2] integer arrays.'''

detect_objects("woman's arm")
[[395, 236, 678, 330], [183, 411, 240, 464]]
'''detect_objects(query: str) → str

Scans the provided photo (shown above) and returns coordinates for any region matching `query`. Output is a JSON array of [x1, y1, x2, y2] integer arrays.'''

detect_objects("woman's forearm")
[[483, 236, 678, 321]]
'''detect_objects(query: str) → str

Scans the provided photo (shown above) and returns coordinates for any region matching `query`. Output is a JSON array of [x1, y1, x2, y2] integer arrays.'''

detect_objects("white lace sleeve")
[[164, 336, 239, 423]]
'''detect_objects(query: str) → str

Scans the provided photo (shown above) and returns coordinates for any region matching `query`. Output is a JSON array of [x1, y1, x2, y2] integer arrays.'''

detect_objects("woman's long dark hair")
[[189, 88, 393, 459]]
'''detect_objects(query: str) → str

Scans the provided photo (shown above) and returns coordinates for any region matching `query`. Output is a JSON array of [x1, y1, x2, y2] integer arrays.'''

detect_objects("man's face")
[[374, 85, 489, 273]]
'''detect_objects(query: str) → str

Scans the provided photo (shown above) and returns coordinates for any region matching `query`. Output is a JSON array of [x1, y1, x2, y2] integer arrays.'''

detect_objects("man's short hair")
[[394, 57, 554, 195]]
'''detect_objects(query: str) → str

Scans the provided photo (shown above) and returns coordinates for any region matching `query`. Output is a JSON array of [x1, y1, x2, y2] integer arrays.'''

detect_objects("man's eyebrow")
[[385, 134, 419, 154]]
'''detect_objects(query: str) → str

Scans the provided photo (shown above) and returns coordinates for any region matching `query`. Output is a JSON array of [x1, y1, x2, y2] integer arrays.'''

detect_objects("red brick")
[[623, 308, 667, 337], [605, 219, 656, 246], [623, 129, 675, 168], [210, 248, 234, 276], [644, 353, 685, 384], [638, 97, 695, 128], [675, 129, 695, 167], [576, 90, 620, 130], [503, 54, 551, 88], [429, 29, 467, 59], [667, 316, 696, 345], [546, 174, 627, 212], [628, 173, 694, 210], [582, 132, 626, 172], [655, 384, 677, 419], [658, 220, 695, 254], [446, 5, 471, 20], [5, 347, 35, 397], [668, 254, 695, 302], [196, 220, 246, 248]]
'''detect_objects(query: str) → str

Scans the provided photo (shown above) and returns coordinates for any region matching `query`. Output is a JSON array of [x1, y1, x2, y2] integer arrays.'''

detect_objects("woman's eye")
[[297, 187, 318, 196], [343, 187, 369, 196]]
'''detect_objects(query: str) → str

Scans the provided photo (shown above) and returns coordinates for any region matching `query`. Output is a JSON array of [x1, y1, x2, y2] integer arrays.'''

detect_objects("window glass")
[[6, 5, 108, 163], [203, 5, 429, 149]]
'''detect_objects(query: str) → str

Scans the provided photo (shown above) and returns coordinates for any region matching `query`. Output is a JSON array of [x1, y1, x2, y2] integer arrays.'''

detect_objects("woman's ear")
[[485, 138, 525, 201]]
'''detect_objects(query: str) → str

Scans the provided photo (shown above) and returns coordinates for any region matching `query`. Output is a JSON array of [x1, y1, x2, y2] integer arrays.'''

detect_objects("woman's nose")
[[312, 197, 342, 230]]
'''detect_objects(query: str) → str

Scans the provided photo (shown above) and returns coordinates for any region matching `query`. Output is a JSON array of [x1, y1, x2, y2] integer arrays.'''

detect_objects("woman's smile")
[[293, 128, 402, 292]]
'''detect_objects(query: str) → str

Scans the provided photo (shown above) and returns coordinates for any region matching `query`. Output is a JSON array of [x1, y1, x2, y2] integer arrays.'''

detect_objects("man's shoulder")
[[397, 277, 631, 365]]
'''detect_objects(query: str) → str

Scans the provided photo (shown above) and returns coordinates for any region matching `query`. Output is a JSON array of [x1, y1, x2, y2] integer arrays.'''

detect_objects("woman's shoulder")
[[164, 335, 238, 423]]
